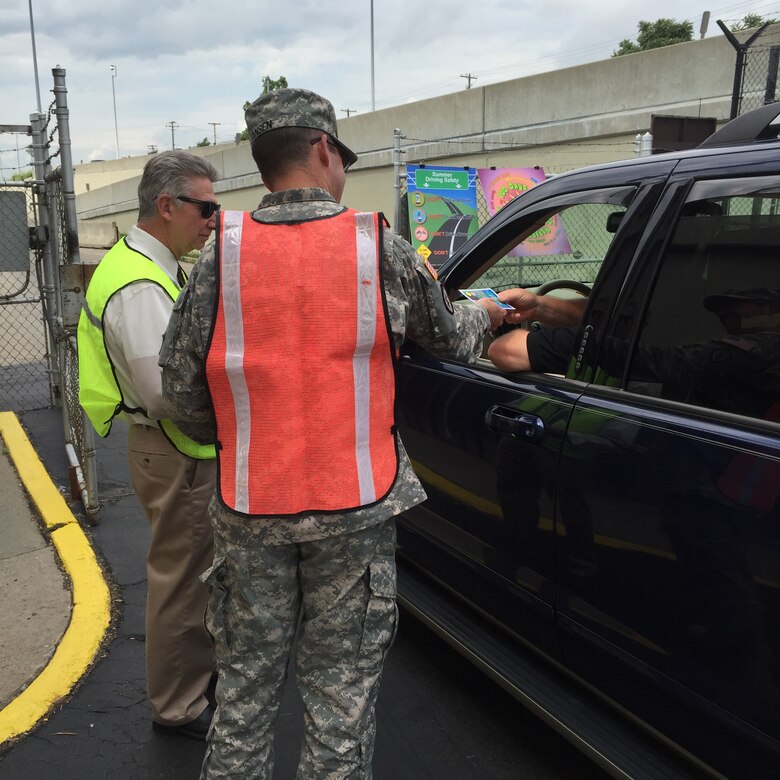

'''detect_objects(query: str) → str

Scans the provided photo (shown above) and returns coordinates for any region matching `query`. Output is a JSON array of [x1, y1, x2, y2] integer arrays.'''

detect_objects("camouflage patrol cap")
[[244, 87, 358, 168], [704, 288, 780, 311]]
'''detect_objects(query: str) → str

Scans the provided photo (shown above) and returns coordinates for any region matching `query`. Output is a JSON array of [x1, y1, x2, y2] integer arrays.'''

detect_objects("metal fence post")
[[718, 20, 771, 118], [765, 46, 780, 104], [393, 127, 405, 233], [52, 68, 81, 266], [50, 68, 100, 523], [29, 111, 59, 406]]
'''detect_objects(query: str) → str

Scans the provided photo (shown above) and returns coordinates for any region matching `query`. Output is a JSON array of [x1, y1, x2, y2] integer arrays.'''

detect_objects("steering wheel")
[[534, 279, 592, 297]]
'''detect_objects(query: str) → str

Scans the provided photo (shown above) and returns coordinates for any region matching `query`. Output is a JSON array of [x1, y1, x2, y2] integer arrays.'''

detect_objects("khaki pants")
[[201, 517, 398, 780], [127, 424, 216, 725]]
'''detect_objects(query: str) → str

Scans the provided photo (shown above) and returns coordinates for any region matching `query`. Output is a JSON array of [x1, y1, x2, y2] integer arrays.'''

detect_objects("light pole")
[[370, 0, 375, 111], [27, 0, 42, 112], [110, 65, 119, 158]]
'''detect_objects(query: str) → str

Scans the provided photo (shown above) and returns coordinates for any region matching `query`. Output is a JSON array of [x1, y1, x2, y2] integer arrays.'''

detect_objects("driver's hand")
[[498, 288, 538, 324], [500, 288, 587, 328]]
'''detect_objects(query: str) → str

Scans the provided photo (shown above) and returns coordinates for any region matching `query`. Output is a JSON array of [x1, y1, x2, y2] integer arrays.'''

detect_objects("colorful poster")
[[477, 167, 572, 256], [406, 165, 479, 266]]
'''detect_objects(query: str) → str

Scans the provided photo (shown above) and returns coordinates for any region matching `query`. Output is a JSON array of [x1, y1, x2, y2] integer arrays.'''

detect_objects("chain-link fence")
[[0, 70, 99, 523], [737, 39, 780, 115], [0, 180, 53, 411]]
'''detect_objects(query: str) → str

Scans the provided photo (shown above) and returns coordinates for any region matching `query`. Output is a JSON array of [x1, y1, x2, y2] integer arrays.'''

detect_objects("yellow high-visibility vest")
[[77, 237, 215, 460]]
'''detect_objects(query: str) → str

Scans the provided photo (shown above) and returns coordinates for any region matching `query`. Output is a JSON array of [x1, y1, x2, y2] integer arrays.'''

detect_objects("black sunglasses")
[[309, 135, 351, 172], [177, 195, 221, 218]]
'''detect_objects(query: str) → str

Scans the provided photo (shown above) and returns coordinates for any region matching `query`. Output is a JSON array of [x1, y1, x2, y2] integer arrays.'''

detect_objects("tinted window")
[[626, 177, 780, 423]]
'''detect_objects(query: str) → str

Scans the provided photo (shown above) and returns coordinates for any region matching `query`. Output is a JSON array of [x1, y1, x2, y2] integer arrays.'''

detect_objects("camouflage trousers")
[[199, 517, 398, 780]]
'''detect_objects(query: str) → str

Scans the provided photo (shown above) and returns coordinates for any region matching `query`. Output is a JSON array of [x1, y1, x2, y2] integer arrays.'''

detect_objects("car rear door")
[[557, 158, 780, 777]]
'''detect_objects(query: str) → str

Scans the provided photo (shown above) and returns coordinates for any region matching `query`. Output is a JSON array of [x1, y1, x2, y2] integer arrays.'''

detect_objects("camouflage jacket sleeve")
[[382, 230, 489, 361], [159, 244, 218, 444]]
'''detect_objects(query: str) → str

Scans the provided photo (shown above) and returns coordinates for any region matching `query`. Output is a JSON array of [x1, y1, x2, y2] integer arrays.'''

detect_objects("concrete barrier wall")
[[76, 26, 780, 234], [76, 220, 119, 249]]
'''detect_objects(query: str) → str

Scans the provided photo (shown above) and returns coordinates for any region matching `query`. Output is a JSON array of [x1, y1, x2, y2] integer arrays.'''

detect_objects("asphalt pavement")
[[0, 406, 609, 780]]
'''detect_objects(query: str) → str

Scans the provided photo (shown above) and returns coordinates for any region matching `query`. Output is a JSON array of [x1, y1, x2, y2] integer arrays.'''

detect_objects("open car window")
[[448, 185, 637, 296], [469, 201, 629, 294]]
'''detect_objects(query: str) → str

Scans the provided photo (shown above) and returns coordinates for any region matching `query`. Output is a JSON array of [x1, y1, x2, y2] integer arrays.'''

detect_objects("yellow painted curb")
[[0, 412, 111, 744]]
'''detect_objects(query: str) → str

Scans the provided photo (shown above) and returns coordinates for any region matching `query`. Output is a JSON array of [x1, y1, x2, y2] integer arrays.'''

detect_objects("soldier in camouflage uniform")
[[159, 87, 505, 780]]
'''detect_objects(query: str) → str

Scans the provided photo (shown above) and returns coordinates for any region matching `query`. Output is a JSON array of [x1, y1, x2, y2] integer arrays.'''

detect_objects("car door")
[[557, 164, 780, 777], [396, 159, 676, 657]]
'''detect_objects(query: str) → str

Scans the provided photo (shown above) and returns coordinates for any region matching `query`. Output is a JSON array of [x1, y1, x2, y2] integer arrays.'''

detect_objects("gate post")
[[29, 111, 60, 405]]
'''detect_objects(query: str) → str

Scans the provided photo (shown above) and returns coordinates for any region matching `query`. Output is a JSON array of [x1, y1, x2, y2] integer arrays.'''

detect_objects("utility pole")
[[208, 122, 221, 144], [460, 73, 477, 89], [110, 65, 119, 158], [341, 109, 356, 117], [166, 120, 179, 150]]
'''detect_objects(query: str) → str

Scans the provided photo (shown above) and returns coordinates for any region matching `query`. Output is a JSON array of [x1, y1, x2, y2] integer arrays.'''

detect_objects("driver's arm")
[[487, 328, 532, 371], [488, 325, 578, 374], [498, 288, 586, 327]]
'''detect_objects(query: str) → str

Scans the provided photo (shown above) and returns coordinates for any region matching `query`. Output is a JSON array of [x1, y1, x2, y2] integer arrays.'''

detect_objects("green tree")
[[731, 13, 776, 31], [11, 170, 33, 181], [240, 75, 289, 140], [262, 75, 288, 94], [195, 137, 211, 147], [613, 18, 693, 56]]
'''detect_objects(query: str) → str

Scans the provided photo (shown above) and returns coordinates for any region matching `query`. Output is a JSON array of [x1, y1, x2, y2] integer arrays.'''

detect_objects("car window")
[[625, 176, 780, 424], [469, 201, 629, 293]]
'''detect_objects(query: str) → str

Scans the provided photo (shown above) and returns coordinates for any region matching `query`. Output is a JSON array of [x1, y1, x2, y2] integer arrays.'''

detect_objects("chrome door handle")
[[485, 405, 545, 442]]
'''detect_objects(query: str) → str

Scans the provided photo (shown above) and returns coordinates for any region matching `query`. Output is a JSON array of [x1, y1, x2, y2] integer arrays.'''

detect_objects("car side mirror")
[[606, 212, 624, 233]]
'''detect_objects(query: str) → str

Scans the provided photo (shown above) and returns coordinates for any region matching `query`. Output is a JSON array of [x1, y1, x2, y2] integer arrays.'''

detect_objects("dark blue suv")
[[395, 103, 780, 779]]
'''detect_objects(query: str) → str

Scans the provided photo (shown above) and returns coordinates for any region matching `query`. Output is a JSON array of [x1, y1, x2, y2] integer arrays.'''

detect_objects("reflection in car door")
[[396, 355, 577, 655]]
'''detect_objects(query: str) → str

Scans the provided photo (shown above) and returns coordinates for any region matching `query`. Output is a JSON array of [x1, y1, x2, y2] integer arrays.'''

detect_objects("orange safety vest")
[[206, 209, 399, 517]]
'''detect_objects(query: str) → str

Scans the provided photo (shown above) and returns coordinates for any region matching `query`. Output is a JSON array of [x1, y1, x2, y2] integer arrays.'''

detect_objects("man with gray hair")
[[78, 150, 220, 740]]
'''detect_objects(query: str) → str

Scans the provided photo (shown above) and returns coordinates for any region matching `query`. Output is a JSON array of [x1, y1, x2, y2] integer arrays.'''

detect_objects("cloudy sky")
[[0, 0, 776, 175]]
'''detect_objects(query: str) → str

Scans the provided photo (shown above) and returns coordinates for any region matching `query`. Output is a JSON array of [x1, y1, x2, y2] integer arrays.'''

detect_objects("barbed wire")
[[401, 136, 636, 153]]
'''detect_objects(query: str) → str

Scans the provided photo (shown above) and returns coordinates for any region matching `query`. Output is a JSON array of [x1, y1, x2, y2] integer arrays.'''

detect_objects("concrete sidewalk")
[[0, 440, 70, 712], [0, 411, 110, 749]]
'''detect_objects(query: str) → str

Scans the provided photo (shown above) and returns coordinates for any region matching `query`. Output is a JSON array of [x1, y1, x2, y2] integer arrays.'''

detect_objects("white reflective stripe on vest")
[[220, 211, 251, 513], [353, 212, 380, 505]]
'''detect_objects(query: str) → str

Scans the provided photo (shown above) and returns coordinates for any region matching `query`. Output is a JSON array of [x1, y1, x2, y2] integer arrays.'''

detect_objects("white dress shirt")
[[102, 225, 181, 426]]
